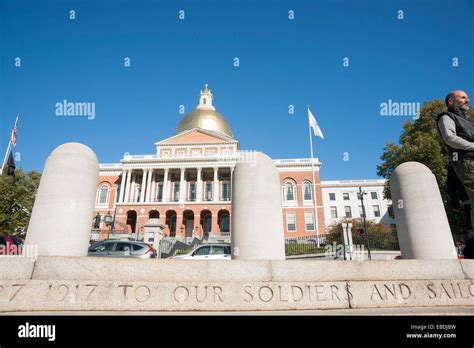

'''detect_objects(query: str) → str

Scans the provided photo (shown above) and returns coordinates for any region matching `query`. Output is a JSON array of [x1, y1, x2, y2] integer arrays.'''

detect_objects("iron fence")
[[285, 235, 327, 256]]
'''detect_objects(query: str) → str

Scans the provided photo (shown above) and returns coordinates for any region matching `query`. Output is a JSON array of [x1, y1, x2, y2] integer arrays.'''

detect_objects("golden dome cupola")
[[176, 84, 234, 138]]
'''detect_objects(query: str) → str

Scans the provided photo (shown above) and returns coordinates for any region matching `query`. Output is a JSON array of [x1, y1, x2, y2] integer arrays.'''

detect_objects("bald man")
[[437, 90, 473, 258]]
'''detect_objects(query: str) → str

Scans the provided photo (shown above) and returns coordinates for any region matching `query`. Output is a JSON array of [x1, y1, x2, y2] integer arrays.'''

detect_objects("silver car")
[[172, 243, 231, 260], [88, 240, 157, 259]]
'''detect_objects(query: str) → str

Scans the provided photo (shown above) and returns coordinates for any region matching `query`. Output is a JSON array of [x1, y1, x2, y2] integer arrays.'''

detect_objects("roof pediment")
[[156, 128, 238, 146]]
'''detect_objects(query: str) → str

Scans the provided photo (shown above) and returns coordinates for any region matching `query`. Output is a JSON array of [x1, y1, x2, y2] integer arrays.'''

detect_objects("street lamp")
[[358, 187, 372, 260], [104, 212, 113, 240]]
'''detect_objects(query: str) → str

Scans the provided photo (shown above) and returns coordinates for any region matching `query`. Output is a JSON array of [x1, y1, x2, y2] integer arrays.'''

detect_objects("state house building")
[[93, 85, 393, 239]]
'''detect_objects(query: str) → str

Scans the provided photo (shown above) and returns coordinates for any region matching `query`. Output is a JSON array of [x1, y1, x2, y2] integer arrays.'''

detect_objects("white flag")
[[308, 108, 324, 139]]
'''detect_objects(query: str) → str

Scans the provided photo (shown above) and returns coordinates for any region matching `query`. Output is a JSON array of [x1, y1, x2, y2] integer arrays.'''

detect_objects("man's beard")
[[450, 103, 469, 118]]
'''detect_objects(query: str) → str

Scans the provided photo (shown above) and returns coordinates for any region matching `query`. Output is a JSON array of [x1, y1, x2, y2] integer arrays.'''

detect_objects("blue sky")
[[1, 0, 473, 180]]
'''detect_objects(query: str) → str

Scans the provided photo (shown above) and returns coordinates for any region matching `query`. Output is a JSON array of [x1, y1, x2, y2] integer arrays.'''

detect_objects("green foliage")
[[376, 99, 474, 241], [0, 169, 41, 237], [326, 218, 399, 250]]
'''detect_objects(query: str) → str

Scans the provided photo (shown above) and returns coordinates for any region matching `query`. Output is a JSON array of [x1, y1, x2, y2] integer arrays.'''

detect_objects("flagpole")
[[1, 114, 18, 175], [0, 141, 12, 175], [308, 106, 320, 248]]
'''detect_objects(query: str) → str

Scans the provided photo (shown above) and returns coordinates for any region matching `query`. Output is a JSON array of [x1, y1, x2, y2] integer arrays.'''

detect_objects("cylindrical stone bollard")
[[25, 143, 99, 256], [390, 161, 457, 259], [231, 152, 285, 260]]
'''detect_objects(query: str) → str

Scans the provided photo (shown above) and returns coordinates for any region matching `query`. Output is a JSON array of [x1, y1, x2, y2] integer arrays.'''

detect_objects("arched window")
[[166, 210, 177, 236], [149, 210, 160, 219], [126, 210, 137, 233], [203, 215, 212, 233], [302, 181, 312, 201], [201, 210, 212, 235], [170, 215, 177, 234], [218, 210, 230, 233], [285, 182, 296, 201], [98, 185, 109, 204]]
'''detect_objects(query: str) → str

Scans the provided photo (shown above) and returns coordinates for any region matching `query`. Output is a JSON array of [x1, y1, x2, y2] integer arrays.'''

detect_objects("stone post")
[[25, 142, 99, 257], [231, 152, 285, 260], [390, 161, 457, 259]]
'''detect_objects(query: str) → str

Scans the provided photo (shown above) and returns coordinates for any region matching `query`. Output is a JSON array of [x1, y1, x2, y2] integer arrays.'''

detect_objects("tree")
[[376, 99, 474, 243], [0, 169, 41, 237], [326, 218, 398, 250]]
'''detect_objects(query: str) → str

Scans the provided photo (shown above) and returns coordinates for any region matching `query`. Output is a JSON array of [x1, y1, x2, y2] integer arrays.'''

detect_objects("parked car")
[[88, 240, 157, 259], [172, 243, 231, 260], [0, 235, 23, 255]]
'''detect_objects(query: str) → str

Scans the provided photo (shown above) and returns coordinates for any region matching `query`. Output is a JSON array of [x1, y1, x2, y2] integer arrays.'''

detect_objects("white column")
[[150, 171, 156, 202], [145, 169, 153, 202], [140, 169, 147, 203], [196, 167, 202, 202], [231, 152, 285, 260], [230, 166, 234, 200], [390, 161, 457, 259], [125, 169, 133, 203], [213, 167, 219, 202], [163, 168, 169, 203], [24, 143, 99, 257], [179, 168, 186, 203], [119, 169, 128, 203], [130, 172, 137, 202]]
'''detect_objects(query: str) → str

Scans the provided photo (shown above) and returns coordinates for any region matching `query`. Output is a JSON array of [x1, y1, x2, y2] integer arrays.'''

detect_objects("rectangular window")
[[344, 206, 352, 218], [205, 181, 213, 201], [286, 212, 296, 232], [330, 206, 338, 219], [359, 205, 364, 217], [156, 182, 163, 202], [329, 193, 336, 201], [388, 205, 394, 218], [173, 181, 180, 201], [221, 181, 230, 201], [304, 212, 315, 231], [373, 205, 381, 217], [343, 193, 350, 200], [189, 182, 196, 201], [371, 192, 378, 200]]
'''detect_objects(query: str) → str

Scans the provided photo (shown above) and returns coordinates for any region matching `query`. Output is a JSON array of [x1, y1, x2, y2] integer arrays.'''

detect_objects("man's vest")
[[437, 109, 474, 161]]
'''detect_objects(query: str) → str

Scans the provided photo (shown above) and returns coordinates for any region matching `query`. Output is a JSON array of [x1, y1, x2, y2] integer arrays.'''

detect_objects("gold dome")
[[176, 84, 234, 138], [176, 109, 234, 138]]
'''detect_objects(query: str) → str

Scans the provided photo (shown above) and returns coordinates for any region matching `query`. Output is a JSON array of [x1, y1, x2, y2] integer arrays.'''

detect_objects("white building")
[[321, 179, 395, 230]]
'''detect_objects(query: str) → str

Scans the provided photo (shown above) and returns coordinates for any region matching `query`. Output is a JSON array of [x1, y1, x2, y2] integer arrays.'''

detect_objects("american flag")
[[10, 119, 17, 148]]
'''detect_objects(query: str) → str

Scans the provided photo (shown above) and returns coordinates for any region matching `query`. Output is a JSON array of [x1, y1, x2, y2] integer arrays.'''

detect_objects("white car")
[[172, 243, 231, 260]]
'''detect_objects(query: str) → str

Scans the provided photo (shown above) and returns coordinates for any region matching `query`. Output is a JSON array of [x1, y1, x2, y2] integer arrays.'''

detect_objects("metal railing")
[[285, 235, 327, 256]]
